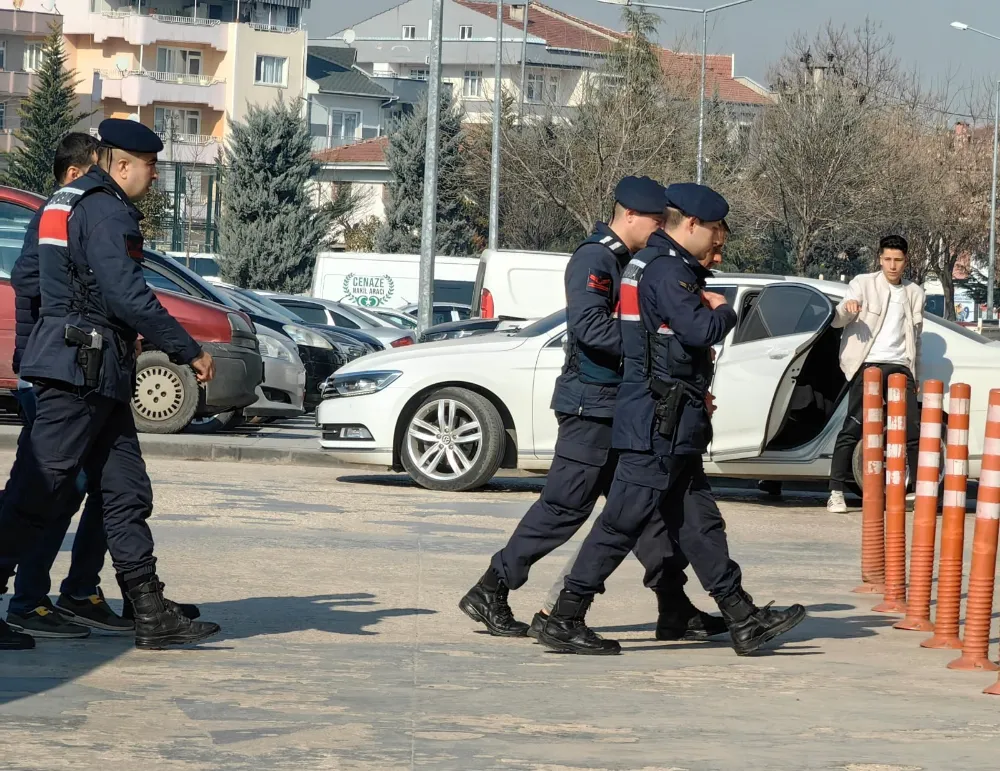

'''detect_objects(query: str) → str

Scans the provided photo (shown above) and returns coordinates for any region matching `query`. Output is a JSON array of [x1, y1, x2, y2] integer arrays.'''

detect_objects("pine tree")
[[218, 97, 332, 292], [2, 23, 92, 196], [375, 89, 477, 256]]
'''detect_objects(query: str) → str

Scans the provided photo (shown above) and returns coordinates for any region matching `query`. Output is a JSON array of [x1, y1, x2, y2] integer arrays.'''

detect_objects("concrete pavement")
[[0, 454, 998, 770]]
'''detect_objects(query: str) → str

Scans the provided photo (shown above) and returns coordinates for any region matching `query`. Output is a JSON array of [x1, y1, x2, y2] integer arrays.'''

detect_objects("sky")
[[308, 0, 1000, 96]]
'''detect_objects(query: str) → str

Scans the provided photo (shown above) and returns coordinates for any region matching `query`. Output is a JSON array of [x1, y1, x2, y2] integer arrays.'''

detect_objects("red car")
[[0, 186, 262, 434]]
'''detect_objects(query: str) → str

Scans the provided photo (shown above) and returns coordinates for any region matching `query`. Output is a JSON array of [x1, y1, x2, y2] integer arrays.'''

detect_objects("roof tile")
[[314, 136, 389, 164]]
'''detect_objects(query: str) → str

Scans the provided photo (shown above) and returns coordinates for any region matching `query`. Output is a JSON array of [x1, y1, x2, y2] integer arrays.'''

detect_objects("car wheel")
[[185, 409, 244, 435], [131, 351, 199, 435], [400, 387, 505, 492]]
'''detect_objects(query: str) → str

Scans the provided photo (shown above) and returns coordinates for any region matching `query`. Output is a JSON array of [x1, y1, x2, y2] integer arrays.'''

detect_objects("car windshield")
[[381, 311, 418, 329], [926, 315, 992, 344], [513, 309, 566, 337], [147, 251, 238, 310], [340, 302, 391, 327], [229, 286, 305, 322]]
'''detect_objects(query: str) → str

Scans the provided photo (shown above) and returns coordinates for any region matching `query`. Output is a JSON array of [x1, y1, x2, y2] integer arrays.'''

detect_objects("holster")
[[649, 378, 686, 439], [65, 324, 103, 389]]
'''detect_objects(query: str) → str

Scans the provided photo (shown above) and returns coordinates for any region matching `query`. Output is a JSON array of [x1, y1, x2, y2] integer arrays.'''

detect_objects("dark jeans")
[[491, 413, 688, 595], [830, 363, 919, 493], [7, 388, 107, 615], [0, 384, 155, 593], [564, 450, 742, 602]]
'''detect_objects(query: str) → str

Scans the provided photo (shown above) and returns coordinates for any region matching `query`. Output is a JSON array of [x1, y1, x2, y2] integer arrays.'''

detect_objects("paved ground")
[[0, 454, 998, 770]]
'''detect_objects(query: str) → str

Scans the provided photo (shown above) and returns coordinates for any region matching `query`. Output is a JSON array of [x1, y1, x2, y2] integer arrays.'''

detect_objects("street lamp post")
[[599, 0, 759, 184], [952, 20, 1000, 322]]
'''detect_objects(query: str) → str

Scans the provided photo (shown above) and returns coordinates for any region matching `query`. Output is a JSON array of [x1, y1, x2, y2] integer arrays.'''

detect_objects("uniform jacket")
[[551, 222, 632, 419], [10, 207, 41, 374], [19, 167, 202, 402], [832, 270, 924, 381], [613, 230, 737, 455]]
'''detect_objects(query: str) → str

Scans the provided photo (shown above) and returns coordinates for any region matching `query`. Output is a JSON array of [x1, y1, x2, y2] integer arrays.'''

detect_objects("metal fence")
[[145, 161, 222, 255]]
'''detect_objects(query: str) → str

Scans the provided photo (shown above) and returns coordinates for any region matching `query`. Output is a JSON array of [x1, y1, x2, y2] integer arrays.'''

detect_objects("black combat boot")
[[526, 610, 548, 640], [459, 569, 529, 637], [654, 588, 728, 641], [717, 587, 806, 656], [537, 590, 621, 655], [128, 579, 221, 650], [117, 573, 200, 621]]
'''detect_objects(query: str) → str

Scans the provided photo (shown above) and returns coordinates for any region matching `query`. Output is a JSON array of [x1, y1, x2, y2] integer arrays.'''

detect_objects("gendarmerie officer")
[[460, 176, 725, 642], [538, 183, 807, 656], [0, 119, 220, 651]]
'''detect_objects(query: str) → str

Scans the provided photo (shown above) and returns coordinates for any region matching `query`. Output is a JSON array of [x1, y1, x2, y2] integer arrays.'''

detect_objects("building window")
[[0, 103, 6, 131], [156, 47, 202, 77], [525, 72, 542, 102], [401, 25, 415, 39], [548, 74, 559, 101], [23, 43, 44, 73], [332, 110, 360, 142], [254, 55, 287, 86], [154, 107, 202, 138], [459, 25, 473, 40], [0, 41, 6, 71], [286, 7, 299, 28], [409, 68, 428, 80], [463, 70, 483, 98]]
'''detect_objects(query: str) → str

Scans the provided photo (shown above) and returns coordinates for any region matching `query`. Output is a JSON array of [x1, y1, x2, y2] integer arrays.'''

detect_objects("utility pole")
[[487, 0, 503, 251], [417, 0, 445, 334]]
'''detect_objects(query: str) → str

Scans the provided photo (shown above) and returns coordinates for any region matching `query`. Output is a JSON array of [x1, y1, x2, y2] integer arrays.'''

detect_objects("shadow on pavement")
[[0, 592, 436, 707]]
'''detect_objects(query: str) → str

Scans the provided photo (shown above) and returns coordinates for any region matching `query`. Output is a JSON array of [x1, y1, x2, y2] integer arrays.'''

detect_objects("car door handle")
[[767, 348, 790, 360]]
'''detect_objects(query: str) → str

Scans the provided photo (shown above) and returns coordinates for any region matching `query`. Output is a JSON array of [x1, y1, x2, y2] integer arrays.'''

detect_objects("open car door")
[[709, 282, 834, 461]]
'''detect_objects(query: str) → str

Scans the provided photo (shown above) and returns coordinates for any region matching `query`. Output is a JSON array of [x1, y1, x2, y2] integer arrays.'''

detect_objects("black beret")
[[97, 118, 164, 154], [614, 175, 667, 215], [664, 182, 729, 224]]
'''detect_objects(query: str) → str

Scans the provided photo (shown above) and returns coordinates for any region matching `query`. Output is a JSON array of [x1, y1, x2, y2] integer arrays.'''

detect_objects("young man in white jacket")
[[828, 235, 924, 513]]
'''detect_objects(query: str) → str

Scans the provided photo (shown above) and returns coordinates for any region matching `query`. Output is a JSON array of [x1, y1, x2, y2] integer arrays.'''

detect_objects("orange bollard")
[[950, 388, 1000, 672], [922, 383, 972, 650], [895, 379, 944, 631], [853, 366, 886, 594], [873, 373, 908, 614]]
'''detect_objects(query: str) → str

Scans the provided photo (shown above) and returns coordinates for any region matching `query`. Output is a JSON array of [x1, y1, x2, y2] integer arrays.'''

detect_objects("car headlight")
[[282, 323, 332, 350], [257, 331, 296, 363], [323, 370, 402, 398]]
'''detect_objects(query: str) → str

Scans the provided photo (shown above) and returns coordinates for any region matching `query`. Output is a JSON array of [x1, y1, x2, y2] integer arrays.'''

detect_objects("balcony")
[[0, 9, 61, 35], [0, 71, 37, 98], [62, 8, 230, 51], [94, 70, 227, 110], [158, 133, 221, 164]]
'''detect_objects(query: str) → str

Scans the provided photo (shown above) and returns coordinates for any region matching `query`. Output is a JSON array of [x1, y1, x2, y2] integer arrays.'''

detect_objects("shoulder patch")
[[586, 269, 612, 297]]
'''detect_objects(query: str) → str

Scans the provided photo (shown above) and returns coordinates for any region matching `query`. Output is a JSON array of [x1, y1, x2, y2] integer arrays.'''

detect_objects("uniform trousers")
[[491, 413, 688, 595], [564, 445, 742, 601], [7, 386, 107, 615], [0, 383, 156, 593]]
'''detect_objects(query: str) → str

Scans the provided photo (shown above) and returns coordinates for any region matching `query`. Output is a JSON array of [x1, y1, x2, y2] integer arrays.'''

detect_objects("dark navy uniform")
[[456, 176, 697, 642], [0, 122, 201, 592]]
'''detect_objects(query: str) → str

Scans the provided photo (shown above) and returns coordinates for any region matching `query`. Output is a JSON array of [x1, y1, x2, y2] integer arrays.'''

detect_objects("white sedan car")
[[317, 275, 999, 492]]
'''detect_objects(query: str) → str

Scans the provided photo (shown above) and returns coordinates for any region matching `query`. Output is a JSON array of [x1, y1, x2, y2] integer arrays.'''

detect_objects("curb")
[[0, 429, 348, 468]]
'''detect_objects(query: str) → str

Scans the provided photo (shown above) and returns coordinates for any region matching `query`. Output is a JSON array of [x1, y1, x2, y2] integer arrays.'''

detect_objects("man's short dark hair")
[[879, 234, 908, 256], [53, 132, 98, 184]]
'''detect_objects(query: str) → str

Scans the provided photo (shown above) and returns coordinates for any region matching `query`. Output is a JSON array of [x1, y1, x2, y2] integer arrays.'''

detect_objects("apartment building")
[[329, 0, 772, 124], [60, 0, 310, 165], [0, 1, 60, 152]]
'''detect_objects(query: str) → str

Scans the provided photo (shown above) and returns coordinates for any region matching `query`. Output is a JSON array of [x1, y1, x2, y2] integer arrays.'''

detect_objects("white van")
[[311, 252, 479, 310], [471, 248, 570, 319]]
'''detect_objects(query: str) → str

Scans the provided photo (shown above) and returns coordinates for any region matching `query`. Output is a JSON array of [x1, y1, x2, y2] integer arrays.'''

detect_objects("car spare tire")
[[132, 351, 199, 434], [400, 386, 505, 492]]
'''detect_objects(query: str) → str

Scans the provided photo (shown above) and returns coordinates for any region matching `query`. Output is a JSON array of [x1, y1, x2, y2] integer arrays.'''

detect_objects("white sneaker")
[[827, 491, 847, 513]]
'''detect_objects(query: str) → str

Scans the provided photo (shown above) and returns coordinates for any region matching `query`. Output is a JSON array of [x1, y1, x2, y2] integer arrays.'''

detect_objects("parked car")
[[260, 293, 417, 349], [317, 275, 1000, 492], [401, 303, 472, 326], [372, 307, 417, 329], [140, 253, 339, 411], [472, 248, 568, 320], [0, 186, 262, 434], [418, 317, 529, 343]]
